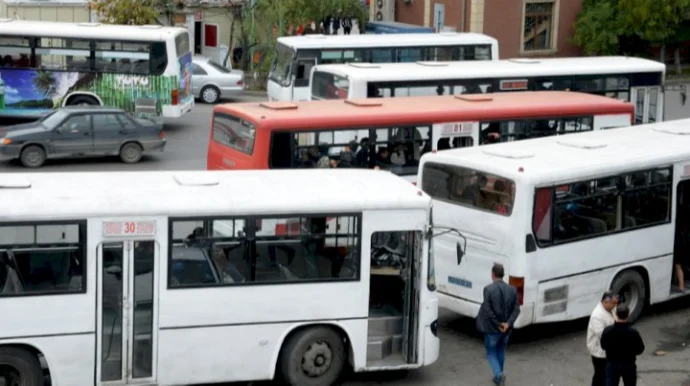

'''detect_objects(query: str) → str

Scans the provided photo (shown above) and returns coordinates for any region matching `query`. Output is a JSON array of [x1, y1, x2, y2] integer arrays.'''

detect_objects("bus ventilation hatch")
[[557, 138, 607, 150], [482, 148, 534, 159], [174, 174, 220, 187], [259, 102, 298, 110], [416, 61, 449, 67], [454, 95, 493, 102], [0, 176, 31, 189], [345, 99, 383, 107], [508, 58, 541, 64], [347, 63, 380, 69], [652, 125, 690, 135]]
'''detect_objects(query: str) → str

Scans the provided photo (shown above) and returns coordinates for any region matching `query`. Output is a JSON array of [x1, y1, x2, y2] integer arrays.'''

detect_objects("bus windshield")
[[421, 163, 516, 216], [212, 112, 256, 155], [270, 43, 295, 86]]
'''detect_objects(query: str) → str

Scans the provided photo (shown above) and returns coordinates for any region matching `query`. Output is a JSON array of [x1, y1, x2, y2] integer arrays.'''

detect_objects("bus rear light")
[[509, 276, 525, 305], [237, 79, 244, 86], [159, 130, 166, 140], [171, 89, 179, 105]]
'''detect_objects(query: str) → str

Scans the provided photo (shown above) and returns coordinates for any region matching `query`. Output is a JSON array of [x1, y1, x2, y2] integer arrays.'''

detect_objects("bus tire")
[[20, 145, 46, 168], [610, 270, 646, 323], [66, 95, 99, 106], [279, 326, 346, 386], [0, 346, 44, 386], [119, 142, 143, 164], [200, 85, 220, 104]]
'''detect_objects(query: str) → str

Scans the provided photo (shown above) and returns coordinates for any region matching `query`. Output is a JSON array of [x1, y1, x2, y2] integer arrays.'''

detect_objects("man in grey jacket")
[[476, 263, 521, 385]]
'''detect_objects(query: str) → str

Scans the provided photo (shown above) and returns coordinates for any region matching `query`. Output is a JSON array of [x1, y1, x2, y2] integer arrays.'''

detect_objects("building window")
[[523, 1, 555, 51]]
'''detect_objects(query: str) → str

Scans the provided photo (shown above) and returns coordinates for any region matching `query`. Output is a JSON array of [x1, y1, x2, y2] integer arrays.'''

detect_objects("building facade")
[[395, 0, 584, 58], [0, 0, 92, 23]]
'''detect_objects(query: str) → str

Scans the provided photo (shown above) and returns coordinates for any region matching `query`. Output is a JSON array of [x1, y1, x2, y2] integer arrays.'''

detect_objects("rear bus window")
[[311, 71, 348, 100], [212, 112, 256, 155], [421, 163, 515, 216]]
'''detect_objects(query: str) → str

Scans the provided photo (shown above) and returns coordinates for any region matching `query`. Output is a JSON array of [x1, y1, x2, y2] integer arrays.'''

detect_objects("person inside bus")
[[298, 150, 315, 168], [390, 143, 406, 174], [395, 127, 423, 162], [355, 137, 371, 166], [673, 216, 688, 293], [460, 174, 488, 207], [554, 203, 593, 241], [492, 180, 511, 215], [2, 55, 13, 67], [481, 123, 501, 144], [16, 53, 29, 68], [376, 147, 391, 168]]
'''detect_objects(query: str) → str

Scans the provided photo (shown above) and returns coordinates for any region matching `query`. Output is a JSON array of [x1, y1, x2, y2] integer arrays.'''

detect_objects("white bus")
[[309, 56, 672, 124], [0, 19, 194, 120], [417, 118, 690, 328], [267, 32, 499, 102], [0, 169, 452, 386]]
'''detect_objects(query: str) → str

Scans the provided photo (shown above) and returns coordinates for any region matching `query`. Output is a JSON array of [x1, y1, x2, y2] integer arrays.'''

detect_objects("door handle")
[[70, 129, 78, 133]]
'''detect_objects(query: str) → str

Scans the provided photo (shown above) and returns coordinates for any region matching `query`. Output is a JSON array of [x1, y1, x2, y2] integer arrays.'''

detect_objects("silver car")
[[191, 56, 245, 104]]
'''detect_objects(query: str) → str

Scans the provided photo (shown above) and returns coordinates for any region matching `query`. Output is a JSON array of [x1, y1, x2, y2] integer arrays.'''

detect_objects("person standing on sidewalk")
[[476, 263, 521, 385], [587, 291, 618, 386], [600, 305, 645, 386]]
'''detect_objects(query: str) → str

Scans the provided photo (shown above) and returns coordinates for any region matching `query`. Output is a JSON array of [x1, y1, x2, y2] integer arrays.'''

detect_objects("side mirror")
[[54, 127, 62, 134], [456, 242, 464, 265]]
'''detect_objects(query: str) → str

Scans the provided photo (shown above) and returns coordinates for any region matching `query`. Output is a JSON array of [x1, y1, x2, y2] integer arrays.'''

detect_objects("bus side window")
[[533, 187, 553, 244]]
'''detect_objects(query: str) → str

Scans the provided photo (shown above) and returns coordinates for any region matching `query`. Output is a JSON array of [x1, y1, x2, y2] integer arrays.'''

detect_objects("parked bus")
[[267, 32, 499, 102], [309, 56, 670, 124], [206, 92, 634, 182], [0, 169, 447, 386], [418, 118, 690, 328], [0, 19, 194, 120], [365, 21, 434, 34]]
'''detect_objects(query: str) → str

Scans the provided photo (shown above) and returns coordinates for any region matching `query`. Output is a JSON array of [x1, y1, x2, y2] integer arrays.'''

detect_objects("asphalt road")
[[1, 93, 689, 385]]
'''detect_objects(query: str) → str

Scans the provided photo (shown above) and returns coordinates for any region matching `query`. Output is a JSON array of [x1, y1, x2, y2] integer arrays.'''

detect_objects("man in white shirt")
[[586, 291, 618, 386]]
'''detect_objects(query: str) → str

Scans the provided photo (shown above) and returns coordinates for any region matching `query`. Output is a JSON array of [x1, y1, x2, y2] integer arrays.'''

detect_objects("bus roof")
[[276, 32, 498, 49], [215, 92, 634, 130], [0, 19, 187, 41], [0, 170, 430, 221], [314, 56, 666, 81], [422, 119, 690, 186]]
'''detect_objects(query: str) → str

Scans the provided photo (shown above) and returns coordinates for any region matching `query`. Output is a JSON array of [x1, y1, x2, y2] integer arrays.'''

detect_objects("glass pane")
[[132, 241, 154, 378], [101, 242, 124, 382]]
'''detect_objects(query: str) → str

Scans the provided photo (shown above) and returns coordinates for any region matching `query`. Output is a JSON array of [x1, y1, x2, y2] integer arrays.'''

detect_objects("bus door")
[[631, 86, 663, 124], [96, 219, 161, 385], [432, 121, 478, 150], [292, 57, 317, 101]]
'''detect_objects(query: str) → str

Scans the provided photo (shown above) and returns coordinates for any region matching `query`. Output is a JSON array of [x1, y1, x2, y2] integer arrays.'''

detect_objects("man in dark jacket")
[[476, 263, 520, 385], [600, 305, 645, 386]]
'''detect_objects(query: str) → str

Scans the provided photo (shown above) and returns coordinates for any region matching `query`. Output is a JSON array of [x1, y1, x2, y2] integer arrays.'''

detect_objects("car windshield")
[[207, 60, 231, 73], [39, 110, 71, 129]]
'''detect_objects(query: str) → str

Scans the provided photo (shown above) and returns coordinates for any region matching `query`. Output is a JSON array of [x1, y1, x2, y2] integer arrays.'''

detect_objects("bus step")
[[367, 315, 403, 336], [366, 334, 403, 360]]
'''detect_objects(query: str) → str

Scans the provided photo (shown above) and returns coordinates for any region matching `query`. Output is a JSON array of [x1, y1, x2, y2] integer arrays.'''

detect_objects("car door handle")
[[70, 129, 79, 133]]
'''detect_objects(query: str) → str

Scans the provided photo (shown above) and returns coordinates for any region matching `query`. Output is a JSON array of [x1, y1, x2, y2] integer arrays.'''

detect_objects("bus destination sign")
[[499, 79, 529, 91], [103, 221, 156, 237]]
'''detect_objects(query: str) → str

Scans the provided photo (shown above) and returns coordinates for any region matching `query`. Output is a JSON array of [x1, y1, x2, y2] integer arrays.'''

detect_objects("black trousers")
[[606, 362, 637, 386], [591, 356, 607, 386]]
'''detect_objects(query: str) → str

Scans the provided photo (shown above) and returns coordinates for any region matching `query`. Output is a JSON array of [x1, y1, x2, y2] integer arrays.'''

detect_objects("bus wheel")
[[20, 145, 46, 168], [0, 347, 44, 386], [611, 270, 646, 323], [67, 95, 99, 106], [119, 142, 143, 164], [280, 326, 346, 386], [200, 86, 220, 104]]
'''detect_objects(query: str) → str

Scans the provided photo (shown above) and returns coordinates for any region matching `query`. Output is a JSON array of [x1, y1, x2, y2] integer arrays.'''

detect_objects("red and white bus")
[[207, 91, 634, 183]]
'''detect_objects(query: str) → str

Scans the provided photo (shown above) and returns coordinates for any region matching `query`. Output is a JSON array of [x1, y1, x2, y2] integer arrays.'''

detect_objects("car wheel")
[[20, 145, 46, 168], [201, 86, 220, 104], [119, 142, 143, 164], [67, 95, 99, 106]]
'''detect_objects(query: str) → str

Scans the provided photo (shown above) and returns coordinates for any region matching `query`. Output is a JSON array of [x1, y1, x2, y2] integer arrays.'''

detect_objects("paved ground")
[[1, 93, 689, 385]]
